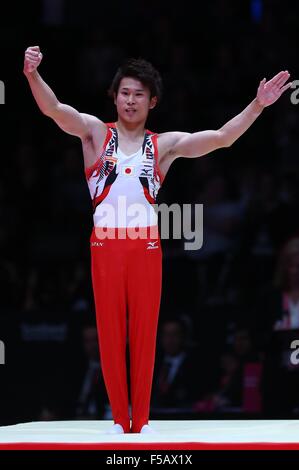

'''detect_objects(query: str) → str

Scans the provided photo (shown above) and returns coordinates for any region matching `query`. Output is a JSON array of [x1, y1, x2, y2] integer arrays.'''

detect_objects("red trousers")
[[90, 227, 162, 433]]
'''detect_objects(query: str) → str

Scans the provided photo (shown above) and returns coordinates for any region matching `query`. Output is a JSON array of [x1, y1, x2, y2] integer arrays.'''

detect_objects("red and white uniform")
[[86, 123, 164, 433], [86, 122, 164, 230]]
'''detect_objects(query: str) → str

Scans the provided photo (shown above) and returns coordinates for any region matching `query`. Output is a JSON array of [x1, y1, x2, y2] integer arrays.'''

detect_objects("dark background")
[[1, 0, 299, 424]]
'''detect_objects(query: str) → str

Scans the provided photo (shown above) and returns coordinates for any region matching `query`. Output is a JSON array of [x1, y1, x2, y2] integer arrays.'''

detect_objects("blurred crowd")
[[1, 0, 299, 424]]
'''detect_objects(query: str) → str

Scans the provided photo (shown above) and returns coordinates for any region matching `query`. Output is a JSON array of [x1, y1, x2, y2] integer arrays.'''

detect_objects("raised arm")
[[165, 71, 291, 160], [23, 46, 102, 139]]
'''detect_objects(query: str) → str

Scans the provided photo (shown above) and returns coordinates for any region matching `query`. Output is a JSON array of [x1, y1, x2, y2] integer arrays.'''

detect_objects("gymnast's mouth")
[[125, 109, 137, 117]]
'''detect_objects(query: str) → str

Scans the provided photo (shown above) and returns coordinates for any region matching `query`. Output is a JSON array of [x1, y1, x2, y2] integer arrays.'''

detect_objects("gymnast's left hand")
[[256, 71, 292, 107]]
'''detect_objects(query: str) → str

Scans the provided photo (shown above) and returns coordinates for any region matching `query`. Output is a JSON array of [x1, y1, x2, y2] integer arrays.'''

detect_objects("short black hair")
[[108, 58, 163, 104]]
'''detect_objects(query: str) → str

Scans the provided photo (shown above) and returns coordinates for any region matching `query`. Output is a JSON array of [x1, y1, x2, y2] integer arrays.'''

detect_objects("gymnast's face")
[[115, 77, 157, 124]]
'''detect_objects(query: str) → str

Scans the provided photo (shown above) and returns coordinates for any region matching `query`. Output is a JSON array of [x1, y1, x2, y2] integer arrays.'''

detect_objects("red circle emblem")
[[125, 168, 132, 174]]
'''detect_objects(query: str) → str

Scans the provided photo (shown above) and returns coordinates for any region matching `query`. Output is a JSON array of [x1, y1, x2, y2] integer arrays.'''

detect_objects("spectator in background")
[[260, 236, 299, 415], [151, 318, 199, 413], [186, 173, 244, 304], [74, 323, 109, 419], [273, 237, 299, 330], [194, 326, 262, 414], [237, 171, 299, 301], [255, 236, 299, 339]]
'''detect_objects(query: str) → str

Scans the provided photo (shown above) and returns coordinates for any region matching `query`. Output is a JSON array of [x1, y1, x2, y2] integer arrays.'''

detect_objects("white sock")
[[140, 424, 157, 434], [107, 423, 124, 434]]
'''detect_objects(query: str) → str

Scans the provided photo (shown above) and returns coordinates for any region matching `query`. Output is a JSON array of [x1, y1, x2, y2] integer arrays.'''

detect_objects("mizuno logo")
[[147, 241, 158, 250]]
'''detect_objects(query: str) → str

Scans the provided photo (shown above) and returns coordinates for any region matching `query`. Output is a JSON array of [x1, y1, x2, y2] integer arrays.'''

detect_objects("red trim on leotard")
[[85, 123, 165, 187], [149, 132, 165, 184], [84, 123, 115, 180], [142, 185, 155, 205], [92, 184, 112, 210]]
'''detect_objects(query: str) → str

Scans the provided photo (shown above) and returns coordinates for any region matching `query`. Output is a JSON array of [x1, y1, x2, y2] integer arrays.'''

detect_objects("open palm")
[[257, 71, 292, 107]]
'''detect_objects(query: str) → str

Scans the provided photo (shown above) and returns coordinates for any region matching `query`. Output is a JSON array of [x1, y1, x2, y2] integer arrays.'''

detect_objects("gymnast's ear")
[[149, 96, 157, 109]]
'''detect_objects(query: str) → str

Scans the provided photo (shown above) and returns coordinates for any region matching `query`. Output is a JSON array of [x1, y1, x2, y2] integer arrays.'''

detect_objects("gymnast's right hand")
[[23, 46, 43, 74]]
